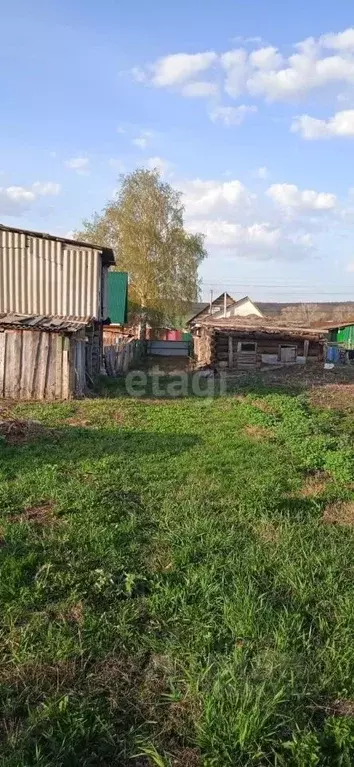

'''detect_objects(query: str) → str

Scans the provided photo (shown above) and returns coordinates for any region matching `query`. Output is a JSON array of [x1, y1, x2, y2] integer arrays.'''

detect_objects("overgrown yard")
[[2, 379, 354, 765]]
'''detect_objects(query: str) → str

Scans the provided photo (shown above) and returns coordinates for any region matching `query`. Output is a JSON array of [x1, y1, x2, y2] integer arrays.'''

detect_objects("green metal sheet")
[[328, 323, 354, 349], [107, 271, 128, 325]]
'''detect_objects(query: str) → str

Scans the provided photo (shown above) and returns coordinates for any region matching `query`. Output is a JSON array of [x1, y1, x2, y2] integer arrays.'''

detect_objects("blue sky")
[[2, 0, 354, 301]]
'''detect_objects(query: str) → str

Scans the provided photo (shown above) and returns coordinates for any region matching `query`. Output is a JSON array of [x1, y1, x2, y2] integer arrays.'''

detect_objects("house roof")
[[187, 293, 238, 323], [317, 319, 354, 330], [211, 295, 264, 319], [107, 272, 128, 325], [199, 315, 324, 337], [0, 224, 115, 266], [257, 301, 354, 317], [0, 313, 87, 333]]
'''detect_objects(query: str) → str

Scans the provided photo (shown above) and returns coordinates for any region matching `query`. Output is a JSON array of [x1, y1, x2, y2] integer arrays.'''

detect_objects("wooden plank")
[[61, 336, 70, 400], [6, 331, 22, 399], [29, 332, 41, 399], [0, 333, 6, 398], [21, 331, 33, 399], [36, 332, 50, 400], [228, 335, 233, 368], [55, 333, 63, 399]]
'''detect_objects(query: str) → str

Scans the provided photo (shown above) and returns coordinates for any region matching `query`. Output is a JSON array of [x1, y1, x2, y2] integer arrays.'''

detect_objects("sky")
[[2, 1, 354, 302]]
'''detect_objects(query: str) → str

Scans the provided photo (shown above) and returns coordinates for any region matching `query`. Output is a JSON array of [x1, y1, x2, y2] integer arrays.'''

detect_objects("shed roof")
[[199, 315, 324, 337], [107, 271, 128, 325], [0, 224, 115, 266], [0, 313, 87, 334]]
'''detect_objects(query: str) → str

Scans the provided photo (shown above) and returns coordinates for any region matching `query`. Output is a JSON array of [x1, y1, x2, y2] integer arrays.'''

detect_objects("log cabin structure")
[[193, 317, 325, 371]]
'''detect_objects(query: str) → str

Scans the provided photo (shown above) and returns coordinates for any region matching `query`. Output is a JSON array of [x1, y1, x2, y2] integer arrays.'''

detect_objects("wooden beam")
[[228, 335, 233, 368]]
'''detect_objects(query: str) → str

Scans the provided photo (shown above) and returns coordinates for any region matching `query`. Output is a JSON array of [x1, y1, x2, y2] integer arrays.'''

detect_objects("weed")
[[1, 389, 354, 764]]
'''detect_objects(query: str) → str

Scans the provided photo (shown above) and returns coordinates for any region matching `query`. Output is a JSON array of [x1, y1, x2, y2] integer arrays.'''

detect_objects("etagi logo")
[[125, 366, 227, 399]]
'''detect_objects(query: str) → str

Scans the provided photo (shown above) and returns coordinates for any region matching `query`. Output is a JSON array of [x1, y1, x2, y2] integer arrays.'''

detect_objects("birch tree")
[[76, 168, 206, 322]]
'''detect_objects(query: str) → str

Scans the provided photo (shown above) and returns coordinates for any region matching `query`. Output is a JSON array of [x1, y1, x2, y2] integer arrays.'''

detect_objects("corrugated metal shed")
[[107, 272, 128, 325], [0, 225, 115, 320]]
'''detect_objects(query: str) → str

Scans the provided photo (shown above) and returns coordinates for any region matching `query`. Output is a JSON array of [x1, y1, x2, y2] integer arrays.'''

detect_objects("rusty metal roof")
[[0, 313, 88, 333]]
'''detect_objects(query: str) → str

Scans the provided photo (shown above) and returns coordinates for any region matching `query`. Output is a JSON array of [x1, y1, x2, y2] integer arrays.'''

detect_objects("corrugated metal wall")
[[0, 328, 86, 400], [0, 230, 102, 319]]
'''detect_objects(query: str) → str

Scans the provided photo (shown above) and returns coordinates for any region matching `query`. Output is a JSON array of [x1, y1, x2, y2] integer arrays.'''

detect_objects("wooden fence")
[[104, 337, 145, 376]]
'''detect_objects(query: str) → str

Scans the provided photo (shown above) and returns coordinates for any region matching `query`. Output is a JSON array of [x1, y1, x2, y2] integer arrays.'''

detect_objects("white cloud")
[[347, 262, 354, 272], [182, 178, 253, 217], [150, 51, 217, 87], [181, 81, 219, 98], [64, 157, 90, 173], [147, 156, 173, 178], [188, 218, 281, 250], [209, 104, 257, 125], [176, 174, 333, 259], [0, 181, 61, 216], [134, 27, 354, 110], [320, 28, 354, 51], [292, 110, 354, 139], [249, 46, 283, 70], [132, 131, 153, 150], [267, 183, 337, 211], [255, 166, 269, 180], [220, 49, 249, 97], [32, 182, 61, 196]]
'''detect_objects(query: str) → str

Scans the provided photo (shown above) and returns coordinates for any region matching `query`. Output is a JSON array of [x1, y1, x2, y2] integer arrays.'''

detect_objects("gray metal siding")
[[0, 230, 102, 319], [147, 340, 190, 357]]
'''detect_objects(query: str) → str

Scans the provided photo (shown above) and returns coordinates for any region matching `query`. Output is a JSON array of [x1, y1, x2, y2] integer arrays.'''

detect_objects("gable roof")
[[187, 293, 237, 324], [212, 295, 264, 319], [107, 272, 128, 324], [0, 223, 115, 266]]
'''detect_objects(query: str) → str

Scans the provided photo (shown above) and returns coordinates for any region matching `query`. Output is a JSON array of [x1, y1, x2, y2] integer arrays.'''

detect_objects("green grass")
[[2, 384, 354, 765]]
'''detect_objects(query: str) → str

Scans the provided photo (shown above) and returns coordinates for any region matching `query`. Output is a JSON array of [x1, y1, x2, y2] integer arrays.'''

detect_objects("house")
[[187, 293, 264, 328], [193, 316, 324, 370], [0, 224, 115, 399]]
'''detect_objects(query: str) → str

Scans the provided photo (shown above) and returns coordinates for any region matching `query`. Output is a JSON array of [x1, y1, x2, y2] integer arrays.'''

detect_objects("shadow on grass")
[[0, 425, 201, 481]]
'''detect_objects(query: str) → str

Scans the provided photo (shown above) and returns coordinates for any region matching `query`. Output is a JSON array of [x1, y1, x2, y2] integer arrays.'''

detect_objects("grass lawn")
[[2, 380, 354, 765]]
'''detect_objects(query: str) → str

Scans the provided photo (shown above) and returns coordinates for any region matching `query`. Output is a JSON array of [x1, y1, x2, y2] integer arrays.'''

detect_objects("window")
[[279, 345, 297, 362], [240, 342, 257, 352]]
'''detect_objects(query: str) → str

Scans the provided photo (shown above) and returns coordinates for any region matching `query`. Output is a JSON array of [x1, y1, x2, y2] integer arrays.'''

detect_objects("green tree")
[[75, 168, 206, 324]]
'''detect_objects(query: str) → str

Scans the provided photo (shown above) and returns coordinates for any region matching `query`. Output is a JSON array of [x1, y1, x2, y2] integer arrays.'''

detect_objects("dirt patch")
[[255, 520, 280, 544], [319, 699, 354, 717], [243, 424, 274, 441], [0, 419, 56, 446], [299, 471, 330, 498], [171, 747, 201, 766], [309, 383, 354, 411], [9, 503, 55, 525], [251, 398, 276, 414], [323, 501, 354, 526], [62, 601, 85, 625]]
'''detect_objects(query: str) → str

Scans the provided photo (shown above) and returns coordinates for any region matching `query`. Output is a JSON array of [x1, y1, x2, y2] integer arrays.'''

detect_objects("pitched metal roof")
[[0, 224, 115, 266], [0, 313, 87, 333], [107, 271, 128, 325]]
